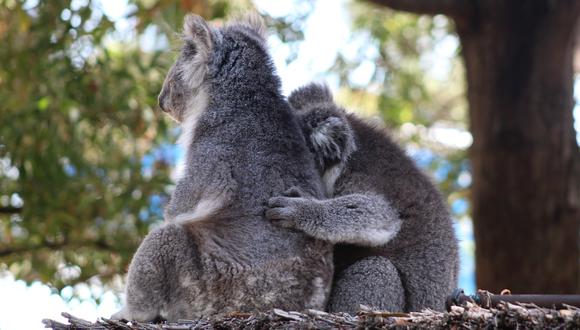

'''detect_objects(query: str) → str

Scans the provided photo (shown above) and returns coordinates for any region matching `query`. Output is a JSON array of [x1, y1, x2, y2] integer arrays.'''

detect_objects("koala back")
[[155, 15, 334, 319]]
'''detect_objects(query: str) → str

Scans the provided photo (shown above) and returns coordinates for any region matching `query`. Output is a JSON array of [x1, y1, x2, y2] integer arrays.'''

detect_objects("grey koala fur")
[[266, 83, 459, 313], [113, 16, 339, 322]]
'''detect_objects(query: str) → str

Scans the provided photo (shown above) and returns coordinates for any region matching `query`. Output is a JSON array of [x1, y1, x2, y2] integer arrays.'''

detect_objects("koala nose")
[[158, 87, 170, 112]]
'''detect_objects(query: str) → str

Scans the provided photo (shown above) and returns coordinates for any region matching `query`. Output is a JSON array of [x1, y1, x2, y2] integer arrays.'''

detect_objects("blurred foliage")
[[333, 1, 471, 219], [337, 2, 466, 126], [0, 0, 473, 299]]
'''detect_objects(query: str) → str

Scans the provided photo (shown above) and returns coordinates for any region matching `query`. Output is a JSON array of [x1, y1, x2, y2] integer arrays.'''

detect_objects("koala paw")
[[266, 195, 305, 229], [111, 308, 128, 321], [282, 186, 308, 198], [110, 307, 159, 323]]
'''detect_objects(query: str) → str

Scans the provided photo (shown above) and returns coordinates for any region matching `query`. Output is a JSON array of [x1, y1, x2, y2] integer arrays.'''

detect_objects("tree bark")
[[455, 1, 580, 293], [369, 0, 580, 293]]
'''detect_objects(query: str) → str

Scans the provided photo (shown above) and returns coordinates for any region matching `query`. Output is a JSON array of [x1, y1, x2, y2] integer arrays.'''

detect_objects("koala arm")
[[266, 188, 401, 247]]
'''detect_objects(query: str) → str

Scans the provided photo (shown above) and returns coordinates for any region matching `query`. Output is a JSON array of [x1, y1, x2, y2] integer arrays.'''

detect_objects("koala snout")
[[158, 86, 170, 112]]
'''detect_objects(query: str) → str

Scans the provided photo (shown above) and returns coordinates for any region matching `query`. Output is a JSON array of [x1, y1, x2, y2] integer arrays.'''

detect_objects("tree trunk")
[[455, 1, 580, 293]]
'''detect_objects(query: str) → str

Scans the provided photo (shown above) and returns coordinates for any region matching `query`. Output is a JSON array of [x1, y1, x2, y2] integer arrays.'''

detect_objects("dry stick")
[[447, 288, 580, 310]]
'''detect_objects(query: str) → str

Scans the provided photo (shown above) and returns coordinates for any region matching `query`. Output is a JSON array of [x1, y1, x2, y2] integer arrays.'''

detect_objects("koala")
[[266, 83, 459, 313], [113, 16, 344, 322]]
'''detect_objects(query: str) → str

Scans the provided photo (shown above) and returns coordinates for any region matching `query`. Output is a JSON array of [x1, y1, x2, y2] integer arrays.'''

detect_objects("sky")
[[1, 0, 578, 329]]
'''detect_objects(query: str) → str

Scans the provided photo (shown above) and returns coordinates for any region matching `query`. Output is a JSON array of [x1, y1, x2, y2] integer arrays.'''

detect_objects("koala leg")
[[267, 192, 401, 247], [328, 256, 405, 314], [113, 224, 190, 322], [391, 249, 457, 312]]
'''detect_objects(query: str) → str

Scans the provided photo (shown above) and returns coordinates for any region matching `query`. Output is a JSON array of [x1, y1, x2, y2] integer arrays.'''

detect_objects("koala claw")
[[265, 196, 303, 229], [266, 198, 296, 218], [282, 186, 307, 198], [267, 196, 292, 209]]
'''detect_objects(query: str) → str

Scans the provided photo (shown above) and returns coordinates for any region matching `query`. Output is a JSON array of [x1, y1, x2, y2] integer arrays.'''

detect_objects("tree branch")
[[0, 206, 22, 214], [42, 303, 580, 330], [366, 0, 474, 18]]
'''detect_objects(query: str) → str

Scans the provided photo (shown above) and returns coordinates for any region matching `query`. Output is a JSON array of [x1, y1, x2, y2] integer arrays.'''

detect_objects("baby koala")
[[267, 83, 459, 313], [113, 16, 349, 321]]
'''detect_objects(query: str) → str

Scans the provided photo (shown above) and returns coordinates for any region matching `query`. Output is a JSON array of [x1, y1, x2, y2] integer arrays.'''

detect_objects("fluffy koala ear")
[[288, 83, 334, 111], [300, 106, 357, 171], [183, 14, 213, 56], [236, 12, 267, 40]]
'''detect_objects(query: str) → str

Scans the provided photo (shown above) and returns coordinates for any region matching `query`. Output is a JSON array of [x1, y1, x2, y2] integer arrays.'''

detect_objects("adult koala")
[[266, 83, 459, 313], [113, 16, 344, 321]]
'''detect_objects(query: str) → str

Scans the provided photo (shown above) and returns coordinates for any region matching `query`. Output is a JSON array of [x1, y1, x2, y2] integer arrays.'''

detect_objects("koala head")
[[158, 13, 268, 123], [289, 83, 357, 173]]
